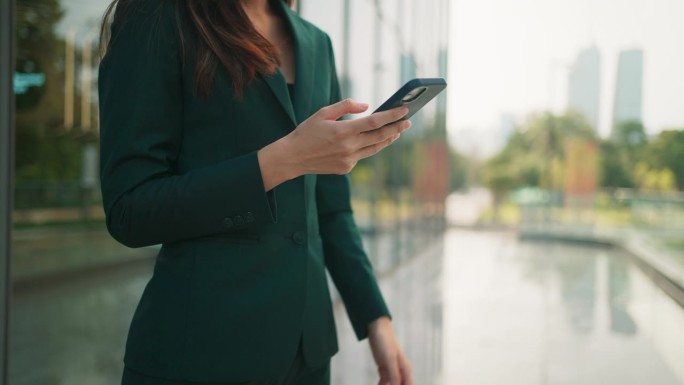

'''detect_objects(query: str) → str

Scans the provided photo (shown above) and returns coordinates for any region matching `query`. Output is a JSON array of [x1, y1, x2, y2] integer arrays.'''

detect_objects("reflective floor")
[[9, 229, 684, 384], [10, 258, 153, 385], [332, 229, 684, 385]]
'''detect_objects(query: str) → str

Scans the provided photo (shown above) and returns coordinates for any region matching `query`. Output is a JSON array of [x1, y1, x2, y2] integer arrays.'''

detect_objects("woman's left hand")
[[368, 316, 413, 385]]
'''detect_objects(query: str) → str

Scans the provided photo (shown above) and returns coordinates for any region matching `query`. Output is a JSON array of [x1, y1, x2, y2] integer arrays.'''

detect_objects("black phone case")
[[373, 78, 447, 120]]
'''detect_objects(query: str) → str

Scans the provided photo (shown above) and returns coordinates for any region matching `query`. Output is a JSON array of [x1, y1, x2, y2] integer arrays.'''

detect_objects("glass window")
[[10, 0, 450, 383], [12, 0, 156, 383]]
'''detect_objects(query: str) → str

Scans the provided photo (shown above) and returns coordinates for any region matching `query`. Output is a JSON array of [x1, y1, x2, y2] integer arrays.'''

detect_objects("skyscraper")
[[612, 49, 644, 135], [567, 46, 601, 130]]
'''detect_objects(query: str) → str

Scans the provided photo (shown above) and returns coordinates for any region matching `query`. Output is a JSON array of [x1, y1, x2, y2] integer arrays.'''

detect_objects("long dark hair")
[[100, 0, 294, 98]]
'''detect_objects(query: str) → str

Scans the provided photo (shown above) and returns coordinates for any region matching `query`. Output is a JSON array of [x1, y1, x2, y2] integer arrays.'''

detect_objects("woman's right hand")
[[258, 99, 411, 191]]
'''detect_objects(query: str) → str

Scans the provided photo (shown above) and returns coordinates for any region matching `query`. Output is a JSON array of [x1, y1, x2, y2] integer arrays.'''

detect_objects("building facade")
[[567, 46, 601, 131], [612, 49, 644, 135], [1, 1, 450, 384]]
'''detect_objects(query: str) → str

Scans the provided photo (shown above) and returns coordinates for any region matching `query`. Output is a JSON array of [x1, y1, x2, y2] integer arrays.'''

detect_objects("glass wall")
[[302, 1, 450, 384], [11, 0, 161, 383], [303, 0, 451, 268], [8, 0, 451, 384]]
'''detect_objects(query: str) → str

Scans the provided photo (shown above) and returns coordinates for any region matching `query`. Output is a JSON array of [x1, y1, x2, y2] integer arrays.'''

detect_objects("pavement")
[[8, 224, 684, 384], [332, 229, 684, 385], [519, 223, 684, 302]]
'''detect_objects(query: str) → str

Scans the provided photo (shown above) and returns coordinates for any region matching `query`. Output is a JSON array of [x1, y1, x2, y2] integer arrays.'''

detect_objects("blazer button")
[[234, 215, 245, 226], [291, 231, 306, 245], [245, 212, 255, 223], [222, 217, 234, 229]]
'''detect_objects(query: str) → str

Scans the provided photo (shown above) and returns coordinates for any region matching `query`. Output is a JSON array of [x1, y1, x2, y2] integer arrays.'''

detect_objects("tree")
[[614, 120, 647, 170], [597, 120, 649, 190], [15, 0, 77, 183], [16, 0, 65, 122], [483, 154, 517, 220], [643, 130, 684, 190], [449, 147, 468, 191], [613, 120, 647, 150], [599, 140, 634, 188], [482, 111, 597, 192]]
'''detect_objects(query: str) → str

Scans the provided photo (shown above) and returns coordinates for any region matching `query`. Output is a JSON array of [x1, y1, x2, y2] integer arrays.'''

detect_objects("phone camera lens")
[[401, 87, 427, 103]]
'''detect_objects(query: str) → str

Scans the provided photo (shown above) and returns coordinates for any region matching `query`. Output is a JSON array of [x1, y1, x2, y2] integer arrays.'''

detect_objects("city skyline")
[[41, 0, 684, 146], [447, 0, 684, 144], [568, 46, 601, 131], [612, 49, 644, 136]]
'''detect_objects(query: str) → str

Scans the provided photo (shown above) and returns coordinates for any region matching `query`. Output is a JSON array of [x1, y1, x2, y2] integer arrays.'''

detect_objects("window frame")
[[0, 0, 15, 382]]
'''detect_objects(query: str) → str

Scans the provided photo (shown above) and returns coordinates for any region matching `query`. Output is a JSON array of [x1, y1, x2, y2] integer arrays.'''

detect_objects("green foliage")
[[613, 120, 647, 151], [15, 0, 74, 184], [16, 128, 82, 181], [483, 111, 597, 194], [597, 120, 647, 189], [485, 109, 684, 193], [483, 155, 517, 199], [599, 140, 634, 188], [642, 130, 684, 190], [602, 126, 684, 191], [15, 0, 65, 114], [449, 147, 468, 191], [383, 140, 415, 189], [642, 168, 676, 191], [353, 134, 469, 193]]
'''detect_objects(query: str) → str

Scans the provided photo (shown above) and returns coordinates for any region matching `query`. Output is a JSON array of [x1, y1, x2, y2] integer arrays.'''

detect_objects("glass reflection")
[[608, 257, 637, 336], [442, 229, 684, 385], [12, 1, 155, 384], [12, 0, 449, 383], [15, 0, 106, 212], [10, 260, 153, 385], [333, 234, 444, 385]]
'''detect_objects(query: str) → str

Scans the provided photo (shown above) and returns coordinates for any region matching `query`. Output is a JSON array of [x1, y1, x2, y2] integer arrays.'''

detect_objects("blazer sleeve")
[[317, 35, 391, 341], [98, 2, 276, 248]]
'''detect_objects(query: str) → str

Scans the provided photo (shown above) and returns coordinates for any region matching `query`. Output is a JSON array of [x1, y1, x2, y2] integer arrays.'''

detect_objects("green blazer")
[[98, 0, 390, 382]]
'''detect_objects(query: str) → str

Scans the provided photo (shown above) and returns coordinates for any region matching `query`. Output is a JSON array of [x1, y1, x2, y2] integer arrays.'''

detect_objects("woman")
[[98, 0, 412, 384]]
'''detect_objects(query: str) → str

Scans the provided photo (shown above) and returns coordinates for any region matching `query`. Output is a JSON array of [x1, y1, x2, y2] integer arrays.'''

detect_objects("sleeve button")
[[291, 231, 306, 245], [222, 218, 234, 229], [234, 215, 245, 226], [245, 212, 255, 223]]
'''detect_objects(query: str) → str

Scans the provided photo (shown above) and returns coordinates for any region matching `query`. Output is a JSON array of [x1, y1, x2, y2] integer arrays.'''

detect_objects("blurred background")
[[2, 0, 683, 384]]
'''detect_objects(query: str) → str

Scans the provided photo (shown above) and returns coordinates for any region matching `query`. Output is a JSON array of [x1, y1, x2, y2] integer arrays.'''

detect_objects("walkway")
[[332, 229, 684, 385], [8, 228, 684, 384]]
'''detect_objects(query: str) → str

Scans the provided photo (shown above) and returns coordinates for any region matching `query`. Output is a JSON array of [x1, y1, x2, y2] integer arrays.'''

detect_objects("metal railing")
[[518, 188, 684, 235]]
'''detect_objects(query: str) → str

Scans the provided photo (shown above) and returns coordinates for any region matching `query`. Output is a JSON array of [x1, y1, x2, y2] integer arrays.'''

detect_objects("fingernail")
[[403, 120, 412, 129], [392, 133, 401, 141], [359, 103, 369, 109], [401, 106, 409, 115]]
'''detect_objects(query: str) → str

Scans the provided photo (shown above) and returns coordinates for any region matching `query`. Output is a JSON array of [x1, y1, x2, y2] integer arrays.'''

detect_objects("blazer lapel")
[[261, 69, 297, 126], [262, 0, 315, 128], [280, 4, 315, 124]]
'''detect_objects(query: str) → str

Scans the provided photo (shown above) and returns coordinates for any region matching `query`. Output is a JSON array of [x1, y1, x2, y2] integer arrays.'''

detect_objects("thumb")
[[318, 98, 369, 120]]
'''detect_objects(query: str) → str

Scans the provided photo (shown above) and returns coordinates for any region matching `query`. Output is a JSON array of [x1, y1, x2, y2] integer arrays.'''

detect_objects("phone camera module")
[[401, 87, 427, 103]]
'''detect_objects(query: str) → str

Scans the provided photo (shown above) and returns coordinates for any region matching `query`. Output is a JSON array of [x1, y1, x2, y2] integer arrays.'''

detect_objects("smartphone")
[[373, 78, 447, 120]]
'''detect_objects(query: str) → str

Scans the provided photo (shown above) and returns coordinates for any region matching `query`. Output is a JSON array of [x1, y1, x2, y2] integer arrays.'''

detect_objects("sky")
[[447, 0, 684, 140], [55, 0, 684, 153]]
